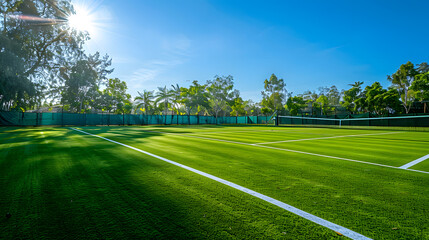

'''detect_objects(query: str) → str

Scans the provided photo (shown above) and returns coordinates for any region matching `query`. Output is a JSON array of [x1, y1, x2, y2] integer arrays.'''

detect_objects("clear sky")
[[77, 0, 429, 101]]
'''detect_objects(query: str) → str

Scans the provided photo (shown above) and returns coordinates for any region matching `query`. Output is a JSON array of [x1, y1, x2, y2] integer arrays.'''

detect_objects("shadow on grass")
[[0, 127, 261, 239]]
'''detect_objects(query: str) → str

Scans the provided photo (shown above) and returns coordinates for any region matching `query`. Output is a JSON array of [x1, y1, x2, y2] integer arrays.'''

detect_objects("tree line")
[[282, 61, 428, 116], [1, 1, 428, 117]]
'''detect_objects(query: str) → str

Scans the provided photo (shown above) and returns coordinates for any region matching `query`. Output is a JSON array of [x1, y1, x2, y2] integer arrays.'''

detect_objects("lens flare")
[[7, 0, 110, 42], [8, 14, 66, 25]]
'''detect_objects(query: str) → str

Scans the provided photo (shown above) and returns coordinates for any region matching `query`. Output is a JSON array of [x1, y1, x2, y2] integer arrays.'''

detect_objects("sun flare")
[[68, 5, 95, 34]]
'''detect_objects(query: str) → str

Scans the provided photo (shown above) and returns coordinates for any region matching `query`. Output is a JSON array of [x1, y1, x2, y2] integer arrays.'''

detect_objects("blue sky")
[[78, 0, 429, 101]]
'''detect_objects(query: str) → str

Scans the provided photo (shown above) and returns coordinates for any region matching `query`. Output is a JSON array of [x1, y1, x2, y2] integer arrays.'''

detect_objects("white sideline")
[[70, 127, 370, 240], [252, 132, 399, 145], [399, 154, 429, 169], [136, 129, 429, 175]]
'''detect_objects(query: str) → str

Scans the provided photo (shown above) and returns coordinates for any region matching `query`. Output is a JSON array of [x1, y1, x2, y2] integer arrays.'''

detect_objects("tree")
[[61, 59, 99, 112], [261, 74, 286, 114], [411, 71, 429, 113], [0, 33, 35, 110], [388, 61, 418, 114], [103, 78, 131, 114], [170, 84, 181, 115], [206, 75, 238, 118], [352, 82, 402, 115], [1, 0, 89, 108], [245, 100, 261, 116], [341, 81, 364, 114], [416, 62, 429, 74], [364, 82, 384, 114], [285, 96, 306, 116], [327, 85, 341, 106], [316, 95, 329, 115], [380, 88, 402, 114], [59, 52, 113, 113], [230, 97, 248, 116], [155, 86, 173, 116], [300, 90, 320, 115], [180, 80, 208, 115], [135, 90, 154, 115]]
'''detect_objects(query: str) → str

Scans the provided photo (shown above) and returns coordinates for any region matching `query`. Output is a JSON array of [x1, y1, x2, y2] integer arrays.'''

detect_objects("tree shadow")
[[1, 127, 290, 239]]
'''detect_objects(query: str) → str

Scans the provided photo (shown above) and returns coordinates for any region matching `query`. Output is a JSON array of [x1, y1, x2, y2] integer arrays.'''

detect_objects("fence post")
[[275, 112, 279, 126]]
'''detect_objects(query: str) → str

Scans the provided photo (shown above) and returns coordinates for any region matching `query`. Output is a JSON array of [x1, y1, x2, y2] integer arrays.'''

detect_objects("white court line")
[[135, 129, 429, 175], [399, 154, 429, 169], [70, 127, 370, 240], [252, 132, 399, 145], [181, 129, 334, 136], [142, 130, 251, 145]]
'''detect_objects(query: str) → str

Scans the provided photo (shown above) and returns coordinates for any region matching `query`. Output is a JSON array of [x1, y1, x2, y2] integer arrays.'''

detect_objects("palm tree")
[[134, 90, 154, 115], [349, 81, 364, 88], [155, 86, 173, 117], [170, 84, 182, 115]]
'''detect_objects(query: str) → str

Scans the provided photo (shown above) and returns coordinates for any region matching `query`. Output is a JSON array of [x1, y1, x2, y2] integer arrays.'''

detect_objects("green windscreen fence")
[[0, 111, 275, 126]]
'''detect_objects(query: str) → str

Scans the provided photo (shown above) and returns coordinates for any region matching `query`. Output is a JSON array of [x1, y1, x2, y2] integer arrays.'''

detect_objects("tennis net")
[[278, 114, 429, 131]]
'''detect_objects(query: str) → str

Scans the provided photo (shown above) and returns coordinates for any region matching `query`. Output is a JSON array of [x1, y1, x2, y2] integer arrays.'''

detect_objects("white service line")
[[252, 132, 400, 145], [142, 130, 251, 145], [135, 129, 429, 175], [399, 154, 429, 169], [180, 129, 334, 136], [70, 127, 370, 240]]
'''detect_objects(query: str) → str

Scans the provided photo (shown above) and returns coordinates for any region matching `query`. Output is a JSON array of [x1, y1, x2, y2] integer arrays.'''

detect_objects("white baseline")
[[399, 154, 429, 169], [70, 127, 370, 240]]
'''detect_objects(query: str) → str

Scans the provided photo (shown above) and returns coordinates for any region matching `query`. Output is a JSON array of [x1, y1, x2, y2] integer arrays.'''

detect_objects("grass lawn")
[[1, 125, 428, 239]]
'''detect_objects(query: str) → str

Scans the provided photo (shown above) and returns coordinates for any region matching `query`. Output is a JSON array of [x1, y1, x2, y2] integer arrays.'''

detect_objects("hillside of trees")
[[1, 1, 428, 117]]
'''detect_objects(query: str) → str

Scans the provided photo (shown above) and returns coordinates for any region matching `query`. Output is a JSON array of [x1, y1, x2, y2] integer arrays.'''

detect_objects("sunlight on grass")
[[1, 126, 428, 239]]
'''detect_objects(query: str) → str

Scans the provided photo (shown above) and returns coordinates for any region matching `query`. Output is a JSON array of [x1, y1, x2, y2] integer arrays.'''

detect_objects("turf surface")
[[1, 125, 428, 239]]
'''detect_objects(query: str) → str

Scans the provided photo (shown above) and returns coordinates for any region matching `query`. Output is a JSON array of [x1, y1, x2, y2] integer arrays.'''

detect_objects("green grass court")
[[1, 125, 428, 239]]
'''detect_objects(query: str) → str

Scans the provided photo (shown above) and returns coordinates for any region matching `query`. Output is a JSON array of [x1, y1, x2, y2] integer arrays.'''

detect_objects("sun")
[[68, 5, 95, 34]]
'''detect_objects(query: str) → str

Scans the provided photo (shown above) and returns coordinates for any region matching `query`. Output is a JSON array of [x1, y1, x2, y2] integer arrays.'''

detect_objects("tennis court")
[[1, 125, 428, 239]]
